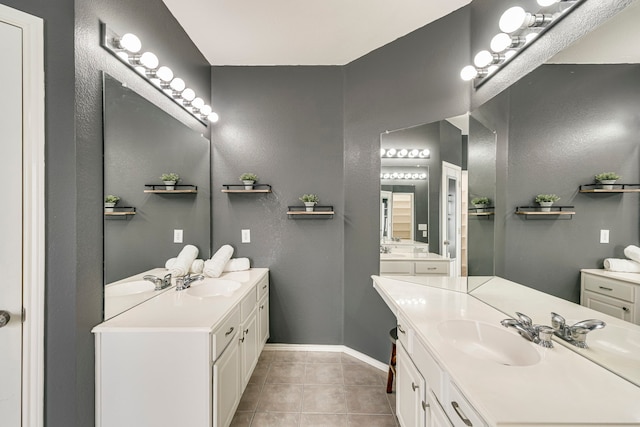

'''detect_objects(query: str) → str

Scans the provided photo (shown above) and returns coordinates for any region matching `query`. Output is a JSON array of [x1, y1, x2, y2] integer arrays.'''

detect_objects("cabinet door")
[[583, 290, 634, 323], [397, 342, 427, 427], [240, 310, 259, 389], [427, 391, 452, 427], [258, 294, 269, 348], [214, 338, 240, 427]]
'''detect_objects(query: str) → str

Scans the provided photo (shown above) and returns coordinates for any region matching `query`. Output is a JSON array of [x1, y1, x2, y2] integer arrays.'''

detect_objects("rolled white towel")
[[169, 244, 199, 277], [165, 258, 204, 274], [624, 245, 640, 264], [204, 245, 234, 278], [224, 258, 251, 272], [604, 258, 640, 273]]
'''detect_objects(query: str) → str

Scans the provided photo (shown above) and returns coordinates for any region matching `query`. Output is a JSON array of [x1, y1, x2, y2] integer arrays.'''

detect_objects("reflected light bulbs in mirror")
[[139, 52, 159, 69], [409, 149, 419, 158], [398, 149, 408, 157], [182, 88, 196, 102], [169, 77, 186, 92], [156, 66, 173, 83], [207, 112, 219, 123], [192, 97, 205, 110], [474, 50, 495, 68], [380, 148, 386, 157], [391, 173, 399, 179], [490, 33, 516, 53], [460, 65, 478, 81], [419, 149, 430, 158], [499, 7, 529, 33], [419, 173, 427, 179], [386, 148, 397, 156], [118, 33, 141, 53], [200, 105, 212, 116]]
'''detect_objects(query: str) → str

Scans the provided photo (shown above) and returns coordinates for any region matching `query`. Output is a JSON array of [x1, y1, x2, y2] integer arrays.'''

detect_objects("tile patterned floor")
[[231, 350, 398, 427]]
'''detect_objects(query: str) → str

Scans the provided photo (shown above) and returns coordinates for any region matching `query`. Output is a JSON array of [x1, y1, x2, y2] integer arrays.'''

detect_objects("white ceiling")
[[161, 0, 471, 66]]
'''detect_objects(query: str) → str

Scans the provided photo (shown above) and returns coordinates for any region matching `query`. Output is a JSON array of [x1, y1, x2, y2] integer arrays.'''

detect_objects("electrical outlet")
[[422, 231, 427, 237], [600, 229, 609, 244], [174, 229, 183, 243], [241, 229, 251, 243]]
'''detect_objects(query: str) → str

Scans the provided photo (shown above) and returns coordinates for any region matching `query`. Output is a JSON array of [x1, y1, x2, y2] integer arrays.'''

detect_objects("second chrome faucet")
[[501, 312, 555, 348]]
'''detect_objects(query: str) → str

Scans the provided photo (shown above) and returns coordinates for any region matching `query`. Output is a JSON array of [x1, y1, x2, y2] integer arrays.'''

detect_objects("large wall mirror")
[[468, 1, 640, 386], [103, 73, 211, 320]]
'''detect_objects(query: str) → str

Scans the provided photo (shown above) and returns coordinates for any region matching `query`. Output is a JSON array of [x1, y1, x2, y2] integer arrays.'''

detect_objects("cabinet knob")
[[422, 400, 429, 411], [623, 306, 630, 312], [411, 382, 419, 391], [0, 310, 10, 328]]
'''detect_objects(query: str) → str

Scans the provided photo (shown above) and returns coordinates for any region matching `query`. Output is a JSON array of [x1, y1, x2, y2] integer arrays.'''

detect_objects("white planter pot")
[[243, 180, 255, 190], [538, 201, 553, 212], [598, 180, 616, 190], [304, 202, 316, 212], [473, 204, 487, 213], [105, 203, 115, 212], [164, 180, 176, 190]]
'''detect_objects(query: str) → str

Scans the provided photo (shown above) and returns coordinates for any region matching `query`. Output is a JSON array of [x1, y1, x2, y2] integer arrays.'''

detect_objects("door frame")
[[0, 4, 46, 427], [440, 161, 462, 276]]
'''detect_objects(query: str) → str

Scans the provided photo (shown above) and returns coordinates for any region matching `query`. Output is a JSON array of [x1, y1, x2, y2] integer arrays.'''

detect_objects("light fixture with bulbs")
[[380, 169, 428, 181], [100, 23, 219, 125], [460, 0, 582, 84], [381, 148, 430, 159]]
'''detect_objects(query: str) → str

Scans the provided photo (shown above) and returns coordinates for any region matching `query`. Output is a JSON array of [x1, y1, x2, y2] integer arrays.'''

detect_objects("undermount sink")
[[187, 279, 241, 297], [437, 319, 542, 366], [105, 280, 156, 297]]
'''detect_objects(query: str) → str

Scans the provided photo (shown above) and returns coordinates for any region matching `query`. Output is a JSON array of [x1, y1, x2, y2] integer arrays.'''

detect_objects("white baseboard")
[[263, 343, 388, 372]]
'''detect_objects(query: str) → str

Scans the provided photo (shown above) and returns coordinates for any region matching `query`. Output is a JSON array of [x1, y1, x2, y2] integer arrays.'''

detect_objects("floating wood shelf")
[[469, 207, 494, 217], [222, 184, 272, 193], [287, 205, 334, 219], [579, 184, 640, 193], [144, 184, 198, 193], [104, 207, 136, 217], [469, 212, 495, 217], [515, 205, 575, 219]]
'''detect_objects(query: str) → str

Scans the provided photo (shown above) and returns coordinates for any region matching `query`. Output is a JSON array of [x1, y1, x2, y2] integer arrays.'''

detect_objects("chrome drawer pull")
[[224, 326, 234, 336], [451, 401, 473, 426], [262, 284, 267, 289], [411, 382, 419, 391], [599, 286, 613, 291], [427, 267, 437, 270], [398, 325, 406, 334]]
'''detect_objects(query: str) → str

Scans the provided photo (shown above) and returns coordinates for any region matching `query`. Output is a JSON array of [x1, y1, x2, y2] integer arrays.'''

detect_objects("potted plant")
[[535, 194, 560, 212], [160, 173, 180, 190], [299, 194, 319, 212], [105, 195, 120, 212], [594, 172, 621, 190], [471, 197, 490, 213], [239, 173, 259, 190]]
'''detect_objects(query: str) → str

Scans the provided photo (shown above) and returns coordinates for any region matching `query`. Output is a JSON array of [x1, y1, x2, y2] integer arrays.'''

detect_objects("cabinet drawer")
[[446, 382, 486, 427], [381, 261, 413, 274], [582, 290, 634, 323], [211, 306, 240, 361], [413, 337, 445, 402], [257, 274, 269, 300], [583, 274, 635, 303], [240, 287, 257, 321], [415, 261, 449, 275]]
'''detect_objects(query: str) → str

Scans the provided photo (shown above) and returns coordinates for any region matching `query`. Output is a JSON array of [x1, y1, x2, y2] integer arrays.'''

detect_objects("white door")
[[0, 19, 25, 426], [441, 162, 462, 276]]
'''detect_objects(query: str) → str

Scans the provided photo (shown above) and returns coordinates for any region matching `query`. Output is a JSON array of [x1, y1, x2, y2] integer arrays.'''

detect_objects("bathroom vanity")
[[93, 268, 269, 427], [373, 275, 640, 426], [581, 269, 640, 325], [380, 251, 453, 276]]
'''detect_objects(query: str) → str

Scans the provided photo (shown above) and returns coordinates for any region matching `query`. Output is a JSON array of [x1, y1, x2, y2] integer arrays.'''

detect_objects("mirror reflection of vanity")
[[102, 73, 211, 320]]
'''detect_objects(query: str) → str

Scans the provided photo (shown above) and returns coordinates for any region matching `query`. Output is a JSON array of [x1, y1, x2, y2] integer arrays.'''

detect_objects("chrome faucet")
[[501, 312, 554, 348], [380, 245, 391, 254], [550, 312, 605, 349], [176, 273, 204, 291], [143, 273, 172, 291]]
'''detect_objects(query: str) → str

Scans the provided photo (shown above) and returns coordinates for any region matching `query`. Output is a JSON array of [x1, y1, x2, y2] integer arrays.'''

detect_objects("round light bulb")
[[169, 77, 186, 92], [182, 88, 196, 102], [192, 97, 205, 110], [139, 52, 159, 69], [208, 112, 219, 123], [474, 50, 495, 68], [398, 149, 408, 157], [412, 173, 419, 179], [491, 33, 512, 53], [380, 148, 386, 157], [537, 0, 559, 6], [409, 149, 419, 158], [380, 173, 384, 179], [398, 173, 405, 179], [386, 148, 397, 157], [383, 173, 390, 179], [499, 7, 528, 33], [419, 173, 427, 179], [460, 65, 478, 81], [200, 105, 212, 116], [391, 173, 399, 179], [119, 33, 141, 53], [156, 66, 173, 82], [419, 149, 430, 158]]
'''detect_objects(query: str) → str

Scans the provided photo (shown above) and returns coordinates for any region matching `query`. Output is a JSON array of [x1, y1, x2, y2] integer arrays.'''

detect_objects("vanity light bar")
[[101, 23, 219, 125], [380, 172, 428, 180], [381, 148, 430, 159], [460, 0, 581, 83]]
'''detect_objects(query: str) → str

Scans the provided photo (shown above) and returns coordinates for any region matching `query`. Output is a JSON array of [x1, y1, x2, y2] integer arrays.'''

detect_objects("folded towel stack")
[[224, 257, 251, 272], [168, 244, 199, 277], [165, 258, 204, 274], [204, 245, 234, 278], [603, 245, 640, 273]]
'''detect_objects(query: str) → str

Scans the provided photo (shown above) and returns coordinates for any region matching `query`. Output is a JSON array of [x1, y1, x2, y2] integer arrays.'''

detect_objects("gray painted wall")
[[210, 66, 345, 345], [103, 74, 211, 285]]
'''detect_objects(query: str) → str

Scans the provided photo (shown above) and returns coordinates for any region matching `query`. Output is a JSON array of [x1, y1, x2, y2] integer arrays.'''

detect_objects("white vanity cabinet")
[[93, 269, 269, 427], [380, 259, 452, 276], [581, 269, 640, 325], [257, 275, 270, 346]]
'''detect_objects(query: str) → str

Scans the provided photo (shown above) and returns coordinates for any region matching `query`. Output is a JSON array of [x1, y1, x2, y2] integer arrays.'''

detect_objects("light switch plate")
[[173, 229, 183, 243], [241, 229, 251, 243], [600, 229, 609, 244], [418, 224, 427, 231]]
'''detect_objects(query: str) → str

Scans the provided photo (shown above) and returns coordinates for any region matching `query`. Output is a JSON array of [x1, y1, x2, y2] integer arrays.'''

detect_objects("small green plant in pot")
[[299, 194, 319, 212], [471, 197, 490, 212], [160, 173, 180, 190], [594, 172, 621, 190], [105, 195, 120, 212], [535, 194, 560, 212], [239, 173, 259, 190]]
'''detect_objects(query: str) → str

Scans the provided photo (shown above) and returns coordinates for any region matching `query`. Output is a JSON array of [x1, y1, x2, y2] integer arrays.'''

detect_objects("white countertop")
[[380, 251, 453, 262], [94, 268, 268, 333], [104, 268, 174, 320], [373, 275, 640, 426], [582, 268, 640, 285]]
